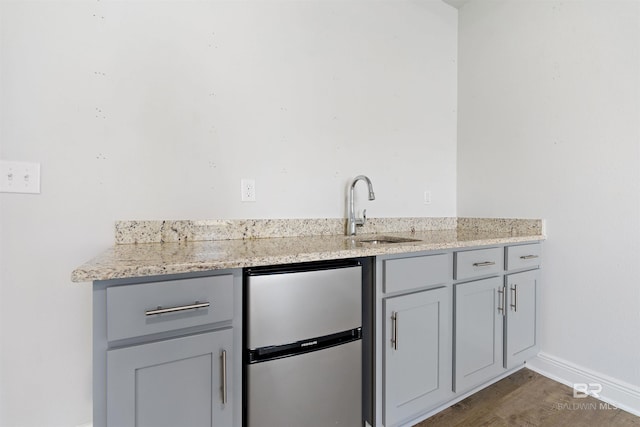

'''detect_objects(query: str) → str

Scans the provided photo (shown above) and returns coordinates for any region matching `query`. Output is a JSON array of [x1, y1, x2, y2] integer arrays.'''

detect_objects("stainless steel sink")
[[353, 236, 422, 245]]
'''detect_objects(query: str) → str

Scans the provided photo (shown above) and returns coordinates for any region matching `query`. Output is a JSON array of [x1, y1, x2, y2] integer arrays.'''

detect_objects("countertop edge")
[[71, 234, 545, 283]]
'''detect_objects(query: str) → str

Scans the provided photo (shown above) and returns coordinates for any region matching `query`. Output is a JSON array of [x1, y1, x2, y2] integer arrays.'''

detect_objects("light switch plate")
[[0, 160, 41, 194]]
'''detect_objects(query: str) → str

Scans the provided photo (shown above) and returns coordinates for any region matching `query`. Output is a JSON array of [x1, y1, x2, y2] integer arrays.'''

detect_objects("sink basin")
[[353, 236, 422, 245]]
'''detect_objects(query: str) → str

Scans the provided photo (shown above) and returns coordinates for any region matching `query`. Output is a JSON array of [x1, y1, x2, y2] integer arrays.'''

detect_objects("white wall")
[[0, 1, 457, 425], [458, 0, 640, 398]]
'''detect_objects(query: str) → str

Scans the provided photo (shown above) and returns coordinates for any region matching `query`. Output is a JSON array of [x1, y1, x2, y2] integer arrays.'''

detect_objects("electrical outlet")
[[0, 160, 41, 194], [424, 190, 431, 205], [241, 179, 256, 202]]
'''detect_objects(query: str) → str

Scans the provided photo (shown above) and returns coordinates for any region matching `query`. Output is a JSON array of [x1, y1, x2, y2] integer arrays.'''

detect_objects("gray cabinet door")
[[454, 276, 504, 392], [505, 269, 539, 369], [107, 329, 233, 427], [383, 287, 451, 427]]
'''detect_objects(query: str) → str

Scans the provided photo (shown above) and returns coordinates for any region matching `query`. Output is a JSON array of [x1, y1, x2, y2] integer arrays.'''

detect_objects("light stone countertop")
[[72, 218, 545, 282]]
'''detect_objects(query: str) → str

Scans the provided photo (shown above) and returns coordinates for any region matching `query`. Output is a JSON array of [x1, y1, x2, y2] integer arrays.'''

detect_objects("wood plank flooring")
[[414, 368, 640, 426]]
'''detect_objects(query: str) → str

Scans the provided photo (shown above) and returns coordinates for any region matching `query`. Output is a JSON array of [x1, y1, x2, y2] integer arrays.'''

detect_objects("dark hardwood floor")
[[415, 368, 640, 426]]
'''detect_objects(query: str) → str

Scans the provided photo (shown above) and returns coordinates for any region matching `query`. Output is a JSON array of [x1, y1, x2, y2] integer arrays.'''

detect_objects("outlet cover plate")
[[424, 190, 431, 205], [241, 178, 256, 202]]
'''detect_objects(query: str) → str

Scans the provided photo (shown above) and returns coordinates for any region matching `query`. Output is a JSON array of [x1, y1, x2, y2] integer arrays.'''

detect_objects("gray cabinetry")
[[506, 243, 542, 271], [383, 287, 451, 426], [106, 275, 234, 341], [454, 247, 503, 280], [504, 243, 541, 369], [505, 268, 539, 369], [453, 276, 504, 392], [375, 244, 541, 426], [383, 253, 450, 293], [93, 270, 242, 427], [107, 329, 232, 427], [375, 252, 453, 427], [453, 243, 541, 393]]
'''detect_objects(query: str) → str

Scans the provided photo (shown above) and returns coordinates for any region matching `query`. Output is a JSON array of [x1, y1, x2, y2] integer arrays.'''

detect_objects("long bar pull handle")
[[510, 285, 518, 312], [391, 312, 398, 350], [520, 255, 539, 260], [473, 261, 496, 267], [221, 350, 228, 405], [145, 301, 210, 316], [498, 287, 505, 315]]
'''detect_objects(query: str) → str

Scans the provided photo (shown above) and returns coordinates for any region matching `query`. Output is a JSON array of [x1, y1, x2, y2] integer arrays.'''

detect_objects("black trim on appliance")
[[247, 327, 362, 364], [244, 259, 362, 277]]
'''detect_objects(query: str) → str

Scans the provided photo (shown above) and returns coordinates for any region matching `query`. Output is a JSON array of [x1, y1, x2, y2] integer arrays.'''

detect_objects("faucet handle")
[[361, 209, 367, 226]]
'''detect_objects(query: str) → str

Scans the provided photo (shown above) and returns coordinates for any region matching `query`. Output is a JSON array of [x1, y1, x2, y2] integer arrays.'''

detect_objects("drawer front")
[[506, 243, 542, 271], [384, 253, 452, 293], [107, 275, 234, 341], [455, 247, 504, 280]]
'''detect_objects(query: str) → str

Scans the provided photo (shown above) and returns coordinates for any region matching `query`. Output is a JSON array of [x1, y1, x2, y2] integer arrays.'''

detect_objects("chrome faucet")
[[346, 175, 375, 236]]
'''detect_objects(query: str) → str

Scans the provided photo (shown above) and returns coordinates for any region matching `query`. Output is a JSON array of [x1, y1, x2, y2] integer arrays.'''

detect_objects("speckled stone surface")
[[114, 217, 458, 244], [73, 217, 544, 282], [458, 217, 543, 235]]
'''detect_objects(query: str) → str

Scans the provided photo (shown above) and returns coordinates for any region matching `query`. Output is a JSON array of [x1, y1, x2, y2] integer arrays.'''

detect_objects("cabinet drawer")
[[383, 253, 451, 293], [454, 247, 503, 280], [506, 243, 542, 271], [107, 275, 234, 341]]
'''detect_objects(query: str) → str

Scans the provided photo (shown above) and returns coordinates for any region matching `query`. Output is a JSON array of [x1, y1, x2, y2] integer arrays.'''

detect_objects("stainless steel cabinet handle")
[[391, 312, 398, 350], [510, 285, 518, 312], [221, 350, 228, 404], [497, 287, 505, 315], [145, 301, 210, 316], [520, 255, 539, 260], [473, 261, 496, 267]]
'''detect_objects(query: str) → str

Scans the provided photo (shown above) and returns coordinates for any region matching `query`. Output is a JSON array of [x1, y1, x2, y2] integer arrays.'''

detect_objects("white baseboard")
[[526, 352, 640, 417], [75, 423, 92, 427]]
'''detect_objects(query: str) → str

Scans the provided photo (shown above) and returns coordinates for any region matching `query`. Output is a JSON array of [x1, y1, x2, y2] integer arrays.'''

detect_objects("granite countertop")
[[71, 217, 545, 282]]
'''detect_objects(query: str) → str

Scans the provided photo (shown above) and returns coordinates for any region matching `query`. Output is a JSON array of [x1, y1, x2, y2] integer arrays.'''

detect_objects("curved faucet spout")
[[347, 175, 376, 236], [352, 175, 376, 200]]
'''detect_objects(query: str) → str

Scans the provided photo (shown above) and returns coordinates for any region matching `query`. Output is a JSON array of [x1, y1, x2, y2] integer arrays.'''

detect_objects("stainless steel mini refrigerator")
[[244, 260, 363, 427]]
